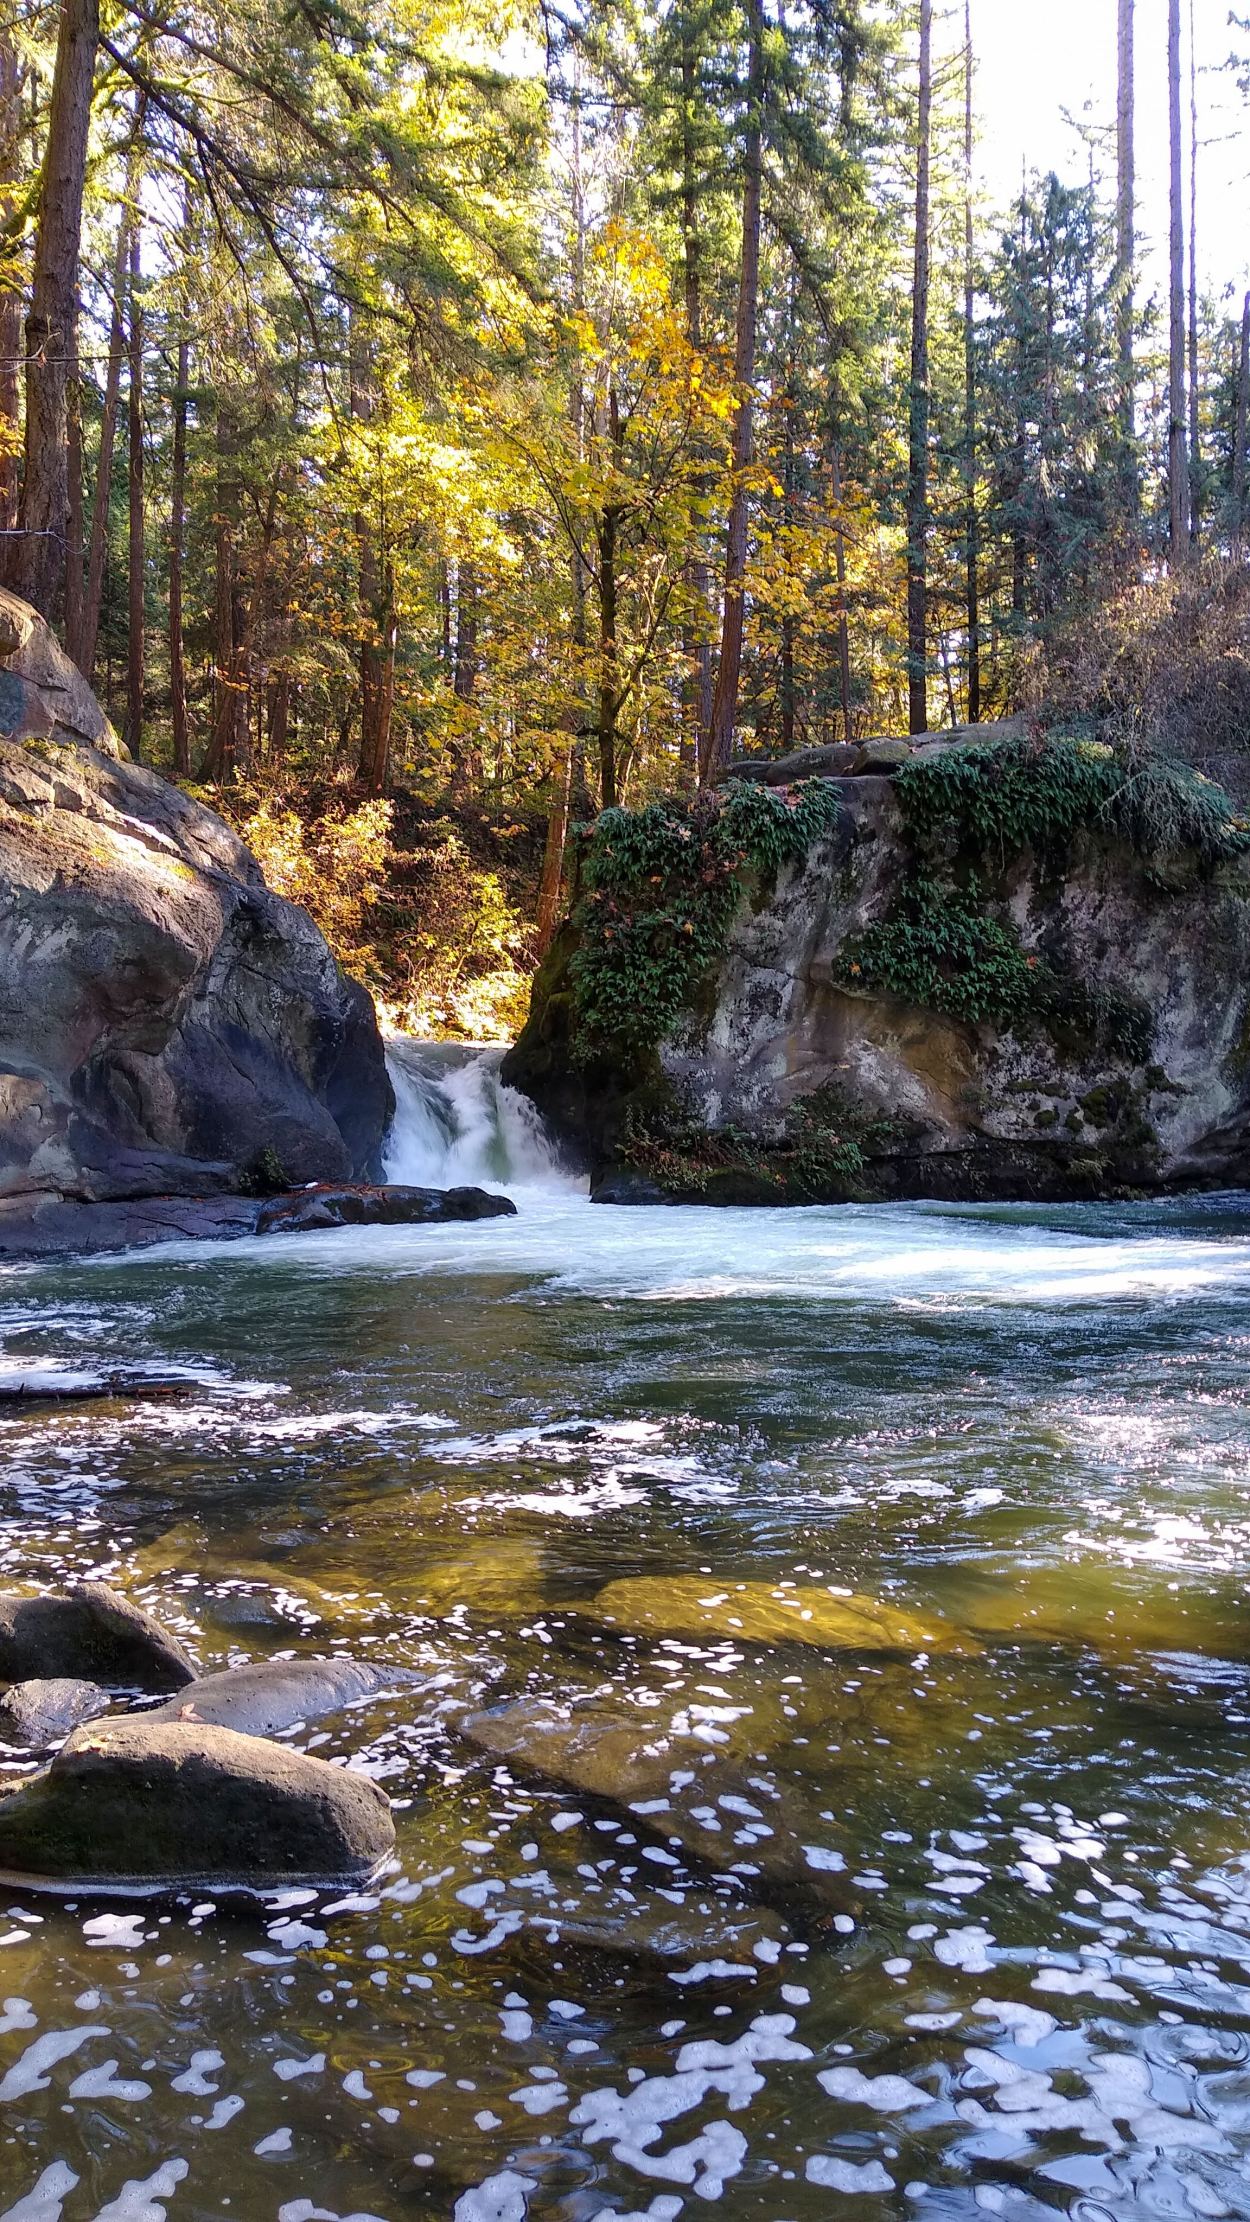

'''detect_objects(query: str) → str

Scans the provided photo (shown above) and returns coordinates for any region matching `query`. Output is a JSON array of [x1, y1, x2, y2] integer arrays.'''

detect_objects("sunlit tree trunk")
[[64, 312, 82, 652], [829, 437, 853, 743], [0, 38, 26, 545], [125, 214, 143, 759], [350, 316, 394, 796], [76, 140, 140, 677], [203, 395, 246, 781], [704, 0, 764, 780], [1115, 0, 1137, 516], [1167, 0, 1189, 563], [1234, 290, 1249, 550], [906, 0, 932, 734], [679, 16, 712, 785], [6, 0, 98, 617], [169, 325, 190, 775], [1186, 0, 1200, 548], [962, 0, 979, 724]]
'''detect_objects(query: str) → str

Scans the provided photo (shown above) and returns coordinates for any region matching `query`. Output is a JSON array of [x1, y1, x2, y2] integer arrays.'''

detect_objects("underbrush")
[[216, 783, 540, 1041]]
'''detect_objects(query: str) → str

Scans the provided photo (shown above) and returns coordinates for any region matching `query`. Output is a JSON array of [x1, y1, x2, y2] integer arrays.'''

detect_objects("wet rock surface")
[[148, 1655, 412, 1738], [0, 1717, 395, 1887], [256, 1182, 517, 1234], [0, 1676, 109, 1749], [0, 1584, 195, 1691]]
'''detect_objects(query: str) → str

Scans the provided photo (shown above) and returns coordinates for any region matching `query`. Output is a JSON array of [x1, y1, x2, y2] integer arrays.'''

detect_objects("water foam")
[[383, 1040, 575, 1194]]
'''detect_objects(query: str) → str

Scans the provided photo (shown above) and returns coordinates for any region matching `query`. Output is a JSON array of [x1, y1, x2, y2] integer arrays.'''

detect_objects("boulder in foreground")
[[0, 1585, 194, 1691], [0, 1718, 394, 1888]]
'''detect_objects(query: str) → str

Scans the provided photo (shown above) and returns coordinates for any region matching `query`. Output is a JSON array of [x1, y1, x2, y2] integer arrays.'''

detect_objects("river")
[[2, 1040, 1250, 2219]]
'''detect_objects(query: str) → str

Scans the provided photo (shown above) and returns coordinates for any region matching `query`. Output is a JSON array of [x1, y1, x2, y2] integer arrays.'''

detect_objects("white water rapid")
[[382, 1038, 575, 1195]]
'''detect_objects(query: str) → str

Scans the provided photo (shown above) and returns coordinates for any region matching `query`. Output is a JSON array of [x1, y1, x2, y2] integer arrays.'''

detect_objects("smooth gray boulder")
[[149, 1656, 407, 1739], [0, 1585, 195, 1692], [0, 598, 393, 1260], [0, 1677, 108, 1749], [0, 1718, 395, 1887]]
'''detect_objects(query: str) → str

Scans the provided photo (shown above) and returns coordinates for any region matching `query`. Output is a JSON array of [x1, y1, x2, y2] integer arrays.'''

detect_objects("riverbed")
[[1, 1051, 1250, 2218]]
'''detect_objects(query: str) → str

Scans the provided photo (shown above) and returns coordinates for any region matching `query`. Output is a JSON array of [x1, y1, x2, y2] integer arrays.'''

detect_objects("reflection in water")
[[0, 1091, 1249, 2213]]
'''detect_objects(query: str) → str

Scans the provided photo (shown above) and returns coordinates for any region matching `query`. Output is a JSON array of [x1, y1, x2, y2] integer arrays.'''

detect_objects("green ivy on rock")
[[569, 780, 842, 1063], [895, 734, 1250, 873]]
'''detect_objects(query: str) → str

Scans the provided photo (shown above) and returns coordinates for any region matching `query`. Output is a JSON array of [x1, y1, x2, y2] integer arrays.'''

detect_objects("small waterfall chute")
[[383, 1039, 574, 1194]]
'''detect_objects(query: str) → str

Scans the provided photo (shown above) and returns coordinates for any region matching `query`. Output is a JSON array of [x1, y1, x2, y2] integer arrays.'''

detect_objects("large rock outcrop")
[[505, 733, 1250, 1202], [0, 598, 393, 1254]]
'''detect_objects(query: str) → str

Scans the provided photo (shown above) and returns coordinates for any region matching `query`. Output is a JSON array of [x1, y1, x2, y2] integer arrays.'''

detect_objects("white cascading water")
[[382, 1038, 573, 1194]]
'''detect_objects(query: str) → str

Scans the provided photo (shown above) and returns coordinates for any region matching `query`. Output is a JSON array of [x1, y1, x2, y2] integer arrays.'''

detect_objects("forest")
[[1, 0, 1248, 1033]]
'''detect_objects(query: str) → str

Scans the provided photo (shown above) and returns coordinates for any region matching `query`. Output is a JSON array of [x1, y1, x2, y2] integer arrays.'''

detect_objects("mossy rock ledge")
[[503, 734, 1250, 1204]]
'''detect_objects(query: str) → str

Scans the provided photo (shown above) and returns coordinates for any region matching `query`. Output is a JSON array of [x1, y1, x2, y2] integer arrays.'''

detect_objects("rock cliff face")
[[0, 600, 393, 1253], [505, 734, 1250, 1202]]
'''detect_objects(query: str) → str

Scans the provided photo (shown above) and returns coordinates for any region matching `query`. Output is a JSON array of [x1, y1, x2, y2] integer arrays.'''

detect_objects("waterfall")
[[382, 1039, 574, 1193]]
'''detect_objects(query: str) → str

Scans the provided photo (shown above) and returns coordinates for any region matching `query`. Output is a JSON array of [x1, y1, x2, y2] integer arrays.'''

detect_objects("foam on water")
[[382, 1039, 576, 1196], [140, 1177, 1250, 1312]]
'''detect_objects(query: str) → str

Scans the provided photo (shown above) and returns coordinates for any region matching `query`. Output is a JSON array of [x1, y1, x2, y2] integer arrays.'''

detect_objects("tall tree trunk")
[[1186, 0, 1200, 547], [829, 436, 853, 743], [906, 0, 933, 735], [454, 562, 478, 700], [1167, 0, 1188, 563], [679, 18, 712, 785], [125, 214, 143, 759], [350, 315, 394, 796], [535, 735, 573, 954], [203, 395, 246, 782], [962, 0, 980, 724], [1234, 289, 1249, 549], [0, 38, 26, 543], [1115, 0, 1136, 515], [597, 498, 620, 810], [169, 327, 189, 775], [703, 0, 764, 781], [6, 0, 98, 617], [64, 310, 83, 651], [76, 150, 138, 676]]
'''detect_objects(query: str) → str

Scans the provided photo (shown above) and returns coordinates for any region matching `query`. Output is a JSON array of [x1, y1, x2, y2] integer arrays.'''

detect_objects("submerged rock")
[[256, 1183, 516, 1234], [455, 1695, 856, 1913], [519, 1899, 793, 1974], [148, 1655, 409, 1738], [0, 1677, 108, 1749], [591, 1574, 972, 1655], [0, 1585, 194, 1692], [0, 1718, 394, 1887]]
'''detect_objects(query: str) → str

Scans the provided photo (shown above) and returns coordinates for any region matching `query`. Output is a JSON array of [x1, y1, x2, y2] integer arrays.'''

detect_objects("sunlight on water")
[[1, 1052, 1250, 2216]]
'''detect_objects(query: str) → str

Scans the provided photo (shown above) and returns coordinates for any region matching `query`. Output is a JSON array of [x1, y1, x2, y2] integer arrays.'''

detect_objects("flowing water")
[[2, 1042, 1250, 2219]]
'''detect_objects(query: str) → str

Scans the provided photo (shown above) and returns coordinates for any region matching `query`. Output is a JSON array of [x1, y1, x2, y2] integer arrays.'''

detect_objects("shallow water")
[[2, 1055, 1250, 2218]]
